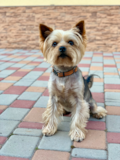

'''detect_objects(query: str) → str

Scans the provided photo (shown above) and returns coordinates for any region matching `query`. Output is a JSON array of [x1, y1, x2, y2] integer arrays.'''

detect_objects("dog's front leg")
[[69, 99, 90, 142], [42, 96, 63, 136]]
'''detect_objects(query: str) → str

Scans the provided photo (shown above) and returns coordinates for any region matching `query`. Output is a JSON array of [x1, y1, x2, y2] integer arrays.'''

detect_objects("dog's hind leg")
[[90, 99, 107, 119]]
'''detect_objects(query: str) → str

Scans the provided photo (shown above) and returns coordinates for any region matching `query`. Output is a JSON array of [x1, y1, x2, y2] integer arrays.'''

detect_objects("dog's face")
[[39, 20, 87, 67]]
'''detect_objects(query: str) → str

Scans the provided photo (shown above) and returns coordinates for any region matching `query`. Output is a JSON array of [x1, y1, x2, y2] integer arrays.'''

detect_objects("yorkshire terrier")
[[39, 20, 107, 142]]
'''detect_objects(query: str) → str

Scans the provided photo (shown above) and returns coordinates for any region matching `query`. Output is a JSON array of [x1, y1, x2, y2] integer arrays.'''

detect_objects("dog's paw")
[[42, 125, 57, 136], [93, 106, 107, 119], [69, 128, 86, 142]]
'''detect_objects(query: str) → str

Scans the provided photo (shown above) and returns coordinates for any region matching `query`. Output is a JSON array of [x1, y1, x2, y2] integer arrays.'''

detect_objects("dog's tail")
[[84, 74, 100, 88]]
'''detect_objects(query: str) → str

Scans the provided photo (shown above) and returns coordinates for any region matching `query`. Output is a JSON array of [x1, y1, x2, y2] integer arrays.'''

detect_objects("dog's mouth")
[[59, 53, 69, 58]]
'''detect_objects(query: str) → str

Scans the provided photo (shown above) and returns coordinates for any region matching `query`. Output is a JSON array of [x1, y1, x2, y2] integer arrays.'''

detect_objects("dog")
[[39, 20, 107, 142]]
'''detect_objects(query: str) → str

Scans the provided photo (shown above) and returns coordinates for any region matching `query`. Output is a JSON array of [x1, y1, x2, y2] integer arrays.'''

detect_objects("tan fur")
[[39, 20, 107, 142], [91, 104, 107, 119]]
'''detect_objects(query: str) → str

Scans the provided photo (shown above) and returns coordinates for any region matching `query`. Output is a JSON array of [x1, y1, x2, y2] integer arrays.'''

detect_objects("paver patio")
[[0, 49, 120, 160]]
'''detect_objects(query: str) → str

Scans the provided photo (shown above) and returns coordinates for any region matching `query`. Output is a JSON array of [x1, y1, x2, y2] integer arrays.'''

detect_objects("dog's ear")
[[39, 24, 53, 42], [74, 20, 86, 37], [39, 24, 53, 52]]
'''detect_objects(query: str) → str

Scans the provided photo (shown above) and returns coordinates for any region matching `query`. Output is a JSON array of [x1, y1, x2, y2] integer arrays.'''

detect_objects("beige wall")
[[0, 0, 120, 6], [0, 6, 120, 52]]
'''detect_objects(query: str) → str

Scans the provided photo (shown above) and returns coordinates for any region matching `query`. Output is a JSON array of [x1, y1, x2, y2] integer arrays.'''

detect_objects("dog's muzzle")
[[59, 46, 67, 58]]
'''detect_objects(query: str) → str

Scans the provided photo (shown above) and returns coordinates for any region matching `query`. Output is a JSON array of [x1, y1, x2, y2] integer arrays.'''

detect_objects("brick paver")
[[73, 130, 106, 149], [0, 49, 120, 159], [32, 150, 70, 160]]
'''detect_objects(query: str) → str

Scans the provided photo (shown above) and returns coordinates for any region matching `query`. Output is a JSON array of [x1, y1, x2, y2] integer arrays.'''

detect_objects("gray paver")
[[61, 116, 71, 122], [0, 91, 3, 94], [0, 70, 15, 77], [90, 85, 103, 92], [0, 135, 39, 158], [2, 80, 16, 83], [80, 60, 91, 64], [58, 122, 70, 132], [0, 94, 18, 105], [13, 128, 42, 137], [105, 101, 120, 106], [93, 82, 103, 86], [105, 92, 120, 101], [0, 63, 14, 71], [91, 63, 103, 66], [22, 71, 43, 80], [22, 65, 36, 69], [0, 119, 19, 136], [0, 108, 29, 121], [92, 57, 103, 62], [11, 63, 26, 68], [104, 68, 118, 72], [108, 143, 120, 160], [71, 148, 107, 159], [38, 62, 51, 68], [38, 131, 72, 152], [104, 75, 119, 78], [18, 92, 42, 101], [24, 57, 37, 61], [14, 79, 34, 86], [34, 96, 49, 108], [106, 115, 120, 132], [32, 80, 48, 87], [80, 68, 89, 72], [97, 103, 105, 108], [45, 67, 52, 73], [104, 60, 115, 64]]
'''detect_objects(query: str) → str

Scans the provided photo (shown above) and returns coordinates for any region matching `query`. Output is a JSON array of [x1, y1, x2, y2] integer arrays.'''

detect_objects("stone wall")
[[0, 6, 120, 52]]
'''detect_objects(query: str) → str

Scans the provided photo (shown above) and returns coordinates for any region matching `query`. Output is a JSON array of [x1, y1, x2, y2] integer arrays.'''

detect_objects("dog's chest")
[[49, 72, 83, 100]]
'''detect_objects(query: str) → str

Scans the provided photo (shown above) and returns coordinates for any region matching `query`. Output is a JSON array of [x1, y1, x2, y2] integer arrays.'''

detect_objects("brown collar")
[[52, 66, 78, 77]]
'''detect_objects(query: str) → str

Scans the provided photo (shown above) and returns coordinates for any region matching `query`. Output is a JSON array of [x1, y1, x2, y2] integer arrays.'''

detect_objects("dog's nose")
[[59, 46, 66, 53]]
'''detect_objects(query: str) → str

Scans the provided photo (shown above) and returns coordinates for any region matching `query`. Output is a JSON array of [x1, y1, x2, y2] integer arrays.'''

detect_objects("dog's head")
[[39, 20, 87, 67]]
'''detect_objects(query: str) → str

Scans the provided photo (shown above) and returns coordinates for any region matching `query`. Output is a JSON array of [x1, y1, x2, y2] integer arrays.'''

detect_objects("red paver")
[[0, 156, 29, 160], [105, 84, 120, 89], [86, 121, 106, 130], [0, 110, 3, 114], [42, 89, 49, 96], [78, 64, 90, 67], [94, 53, 103, 55], [72, 158, 99, 160], [38, 76, 49, 81], [103, 56, 113, 58], [32, 150, 70, 160], [33, 68, 47, 71], [0, 137, 7, 145], [4, 86, 27, 95], [18, 122, 43, 129], [7, 67, 20, 70], [11, 71, 28, 77], [0, 78, 4, 81], [107, 132, 120, 144], [92, 93, 104, 103], [0, 60, 8, 62], [10, 100, 35, 109], [38, 56, 44, 59]]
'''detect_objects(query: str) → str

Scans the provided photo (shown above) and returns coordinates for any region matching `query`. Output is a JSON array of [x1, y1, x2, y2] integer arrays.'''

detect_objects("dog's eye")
[[52, 42, 57, 47], [68, 40, 74, 45]]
